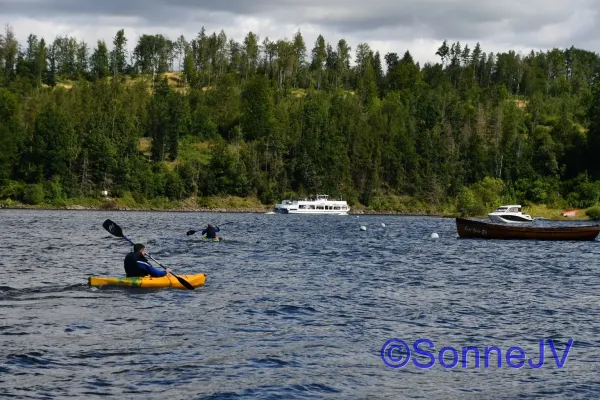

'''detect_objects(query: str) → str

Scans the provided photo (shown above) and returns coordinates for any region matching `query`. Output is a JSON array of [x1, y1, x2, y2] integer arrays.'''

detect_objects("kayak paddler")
[[201, 224, 220, 239], [124, 243, 171, 277]]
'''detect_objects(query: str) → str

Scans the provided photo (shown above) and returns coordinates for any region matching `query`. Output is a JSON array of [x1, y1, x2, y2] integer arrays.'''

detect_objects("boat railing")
[[280, 195, 348, 204]]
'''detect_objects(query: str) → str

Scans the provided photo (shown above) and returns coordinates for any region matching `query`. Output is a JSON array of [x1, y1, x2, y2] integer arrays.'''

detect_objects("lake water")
[[1, 209, 599, 399]]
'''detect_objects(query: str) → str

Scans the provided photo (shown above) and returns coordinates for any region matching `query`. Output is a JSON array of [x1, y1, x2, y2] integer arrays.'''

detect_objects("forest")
[[1, 24, 600, 216]]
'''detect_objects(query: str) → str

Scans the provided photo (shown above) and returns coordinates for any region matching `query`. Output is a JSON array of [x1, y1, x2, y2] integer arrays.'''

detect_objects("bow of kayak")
[[88, 273, 206, 289]]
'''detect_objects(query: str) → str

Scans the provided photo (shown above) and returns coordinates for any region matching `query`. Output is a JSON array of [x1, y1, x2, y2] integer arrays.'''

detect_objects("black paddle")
[[102, 219, 194, 290], [186, 222, 231, 236]]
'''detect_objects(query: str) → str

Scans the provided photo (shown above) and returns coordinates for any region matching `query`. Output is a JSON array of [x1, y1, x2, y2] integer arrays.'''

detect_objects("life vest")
[[124, 251, 149, 277]]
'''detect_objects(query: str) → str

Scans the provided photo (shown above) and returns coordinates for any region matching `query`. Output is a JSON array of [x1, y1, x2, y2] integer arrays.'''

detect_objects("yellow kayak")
[[88, 273, 206, 289]]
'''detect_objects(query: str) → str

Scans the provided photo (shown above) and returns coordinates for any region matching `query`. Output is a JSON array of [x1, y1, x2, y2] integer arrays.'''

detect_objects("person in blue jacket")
[[124, 243, 170, 277], [201, 224, 220, 239]]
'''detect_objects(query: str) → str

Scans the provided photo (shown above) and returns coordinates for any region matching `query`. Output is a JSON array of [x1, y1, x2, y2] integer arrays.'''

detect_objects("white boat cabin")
[[488, 205, 534, 223]]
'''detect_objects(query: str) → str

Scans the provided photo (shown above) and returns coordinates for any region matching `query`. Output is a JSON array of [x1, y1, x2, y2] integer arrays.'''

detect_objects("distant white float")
[[430, 233, 439, 239], [360, 226, 367, 231]]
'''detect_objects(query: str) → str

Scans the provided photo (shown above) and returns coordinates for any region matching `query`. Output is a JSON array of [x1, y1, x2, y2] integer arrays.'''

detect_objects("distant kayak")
[[202, 235, 222, 242], [88, 273, 206, 289]]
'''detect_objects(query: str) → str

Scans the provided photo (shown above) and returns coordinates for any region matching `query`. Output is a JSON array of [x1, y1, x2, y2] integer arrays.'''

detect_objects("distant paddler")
[[187, 223, 221, 239], [202, 224, 220, 240]]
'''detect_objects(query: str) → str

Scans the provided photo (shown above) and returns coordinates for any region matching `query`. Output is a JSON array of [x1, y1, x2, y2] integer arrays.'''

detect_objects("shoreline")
[[0, 203, 592, 220], [0, 203, 448, 216], [0, 196, 594, 220]]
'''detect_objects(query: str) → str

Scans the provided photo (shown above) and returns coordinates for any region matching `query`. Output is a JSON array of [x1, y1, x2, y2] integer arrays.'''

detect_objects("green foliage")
[[199, 141, 252, 197], [456, 187, 485, 217], [1, 27, 600, 213], [0, 180, 24, 199], [470, 177, 505, 208], [22, 183, 45, 205], [28, 107, 77, 180], [90, 40, 110, 80], [116, 191, 138, 208], [368, 194, 428, 213], [515, 178, 551, 204], [562, 173, 600, 208], [148, 196, 171, 209], [240, 75, 274, 141], [0, 88, 23, 182], [0, 198, 13, 207], [175, 162, 199, 197], [165, 170, 184, 200], [585, 206, 600, 221], [43, 176, 65, 203], [101, 198, 118, 210], [196, 195, 265, 209], [57, 197, 103, 208], [544, 189, 569, 209], [178, 136, 212, 165]]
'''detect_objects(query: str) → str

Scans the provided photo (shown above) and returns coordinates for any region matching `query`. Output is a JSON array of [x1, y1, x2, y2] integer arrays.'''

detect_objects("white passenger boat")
[[273, 195, 350, 215]]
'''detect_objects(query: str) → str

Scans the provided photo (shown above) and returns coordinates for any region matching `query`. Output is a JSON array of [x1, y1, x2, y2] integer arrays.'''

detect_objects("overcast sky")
[[1, 0, 598, 66]]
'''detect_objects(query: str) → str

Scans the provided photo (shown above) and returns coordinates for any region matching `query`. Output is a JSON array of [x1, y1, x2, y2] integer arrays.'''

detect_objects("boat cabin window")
[[509, 207, 520, 213]]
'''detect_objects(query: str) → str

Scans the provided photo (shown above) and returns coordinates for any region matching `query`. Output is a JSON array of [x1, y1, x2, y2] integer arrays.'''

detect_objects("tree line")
[[1, 24, 600, 213]]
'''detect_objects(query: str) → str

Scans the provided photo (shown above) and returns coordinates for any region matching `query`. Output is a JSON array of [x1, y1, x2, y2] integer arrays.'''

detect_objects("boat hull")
[[274, 208, 348, 215], [88, 273, 206, 289], [456, 218, 600, 240]]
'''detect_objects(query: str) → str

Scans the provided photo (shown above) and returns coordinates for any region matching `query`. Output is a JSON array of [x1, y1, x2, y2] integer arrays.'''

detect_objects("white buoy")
[[360, 225, 367, 231], [430, 233, 439, 239], [381, 223, 386, 228]]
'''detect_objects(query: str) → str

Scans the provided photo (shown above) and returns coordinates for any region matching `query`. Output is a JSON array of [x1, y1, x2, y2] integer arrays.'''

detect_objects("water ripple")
[[1, 210, 599, 398]]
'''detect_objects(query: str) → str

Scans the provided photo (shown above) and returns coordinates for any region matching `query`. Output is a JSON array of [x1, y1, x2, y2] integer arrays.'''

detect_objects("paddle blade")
[[186, 230, 196, 236], [103, 219, 123, 237], [173, 273, 195, 290]]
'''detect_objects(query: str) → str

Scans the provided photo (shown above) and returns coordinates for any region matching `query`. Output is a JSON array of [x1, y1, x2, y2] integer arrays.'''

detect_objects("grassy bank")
[[0, 195, 270, 213], [1, 194, 597, 220]]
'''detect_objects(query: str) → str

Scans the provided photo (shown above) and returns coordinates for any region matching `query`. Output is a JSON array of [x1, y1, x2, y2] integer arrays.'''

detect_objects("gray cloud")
[[0, 0, 268, 23], [1, 0, 599, 64]]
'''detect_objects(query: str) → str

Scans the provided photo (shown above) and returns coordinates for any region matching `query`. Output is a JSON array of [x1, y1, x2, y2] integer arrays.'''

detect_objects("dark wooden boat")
[[456, 217, 600, 241]]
